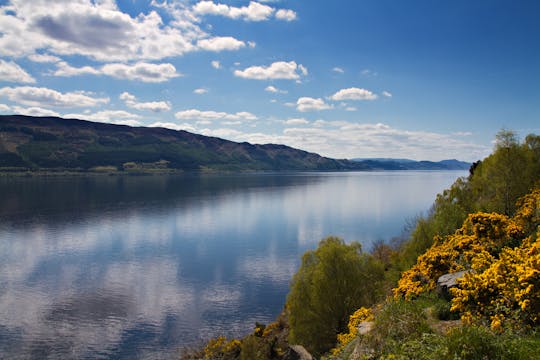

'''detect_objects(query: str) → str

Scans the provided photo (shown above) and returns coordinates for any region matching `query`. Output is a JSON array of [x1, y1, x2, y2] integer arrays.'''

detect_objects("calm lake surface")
[[0, 171, 465, 359]]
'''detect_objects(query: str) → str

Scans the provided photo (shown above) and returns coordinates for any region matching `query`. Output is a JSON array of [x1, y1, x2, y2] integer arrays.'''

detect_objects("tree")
[[286, 237, 385, 356], [471, 129, 533, 215]]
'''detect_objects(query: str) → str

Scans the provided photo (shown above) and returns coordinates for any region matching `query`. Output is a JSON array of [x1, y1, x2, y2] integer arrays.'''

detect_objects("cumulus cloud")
[[53, 61, 101, 77], [211, 60, 221, 69], [0, 0, 248, 61], [0, 104, 11, 112], [265, 85, 287, 94], [0, 60, 36, 83], [296, 97, 333, 112], [193, 1, 274, 22], [11, 106, 60, 117], [382, 91, 392, 98], [119, 92, 171, 112], [275, 9, 297, 21], [53, 62, 180, 83], [104, 62, 180, 83], [196, 36, 245, 51], [193, 88, 208, 94], [148, 122, 197, 132], [330, 87, 378, 101], [234, 61, 307, 80], [64, 110, 141, 126], [27, 53, 61, 63], [284, 118, 309, 125], [175, 109, 257, 122], [0, 86, 109, 108], [198, 121, 490, 162], [332, 67, 344, 74]]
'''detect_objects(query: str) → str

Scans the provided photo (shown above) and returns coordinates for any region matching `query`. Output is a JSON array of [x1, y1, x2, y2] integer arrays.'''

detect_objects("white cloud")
[[453, 131, 473, 136], [234, 61, 307, 80], [296, 97, 333, 112], [275, 9, 297, 21], [211, 60, 221, 69], [175, 109, 257, 122], [27, 53, 61, 63], [52, 62, 181, 82], [119, 92, 171, 112], [148, 122, 197, 132], [0, 0, 248, 62], [330, 87, 378, 101], [12, 106, 60, 117], [285, 118, 309, 125], [193, 88, 208, 94], [265, 85, 287, 94], [0, 104, 11, 112], [193, 1, 274, 22], [0, 86, 109, 108], [64, 110, 141, 126], [197, 36, 245, 51], [118, 63, 180, 82], [53, 61, 101, 77], [0, 60, 36, 83], [199, 121, 489, 162], [382, 91, 392, 98], [332, 67, 344, 74]]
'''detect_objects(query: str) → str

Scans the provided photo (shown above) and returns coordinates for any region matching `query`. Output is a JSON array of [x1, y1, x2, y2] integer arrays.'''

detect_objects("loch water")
[[0, 171, 465, 359]]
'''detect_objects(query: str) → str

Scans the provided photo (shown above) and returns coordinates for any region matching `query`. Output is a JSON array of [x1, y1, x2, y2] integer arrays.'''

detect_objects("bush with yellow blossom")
[[394, 187, 540, 332], [331, 307, 373, 355]]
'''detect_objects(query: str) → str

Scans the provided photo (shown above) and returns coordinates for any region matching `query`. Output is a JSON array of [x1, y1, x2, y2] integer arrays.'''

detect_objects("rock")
[[283, 345, 313, 360], [437, 270, 469, 299], [357, 321, 374, 335]]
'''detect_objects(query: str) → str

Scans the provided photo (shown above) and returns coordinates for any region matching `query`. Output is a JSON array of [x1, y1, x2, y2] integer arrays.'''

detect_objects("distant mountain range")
[[351, 158, 471, 170], [0, 115, 470, 173]]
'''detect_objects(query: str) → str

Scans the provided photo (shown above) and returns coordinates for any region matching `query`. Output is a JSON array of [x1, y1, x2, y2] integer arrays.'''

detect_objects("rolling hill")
[[0, 115, 366, 172], [0, 115, 470, 173]]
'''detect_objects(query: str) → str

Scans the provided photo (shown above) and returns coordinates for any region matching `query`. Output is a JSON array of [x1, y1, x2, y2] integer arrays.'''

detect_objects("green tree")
[[471, 129, 534, 215], [286, 237, 385, 356]]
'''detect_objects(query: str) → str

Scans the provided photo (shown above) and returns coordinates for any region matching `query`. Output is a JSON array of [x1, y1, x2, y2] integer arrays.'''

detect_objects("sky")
[[0, 0, 539, 162]]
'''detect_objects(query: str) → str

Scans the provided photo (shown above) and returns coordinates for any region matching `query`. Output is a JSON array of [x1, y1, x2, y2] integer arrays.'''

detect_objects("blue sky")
[[0, 0, 538, 161]]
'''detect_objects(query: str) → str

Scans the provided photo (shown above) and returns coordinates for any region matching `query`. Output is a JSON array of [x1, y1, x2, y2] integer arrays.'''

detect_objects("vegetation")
[[399, 130, 540, 268], [286, 237, 385, 356], [182, 129, 540, 360]]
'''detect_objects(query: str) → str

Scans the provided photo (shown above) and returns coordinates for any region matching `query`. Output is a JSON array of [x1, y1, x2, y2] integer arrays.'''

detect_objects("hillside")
[[352, 158, 471, 170], [0, 115, 369, 172]]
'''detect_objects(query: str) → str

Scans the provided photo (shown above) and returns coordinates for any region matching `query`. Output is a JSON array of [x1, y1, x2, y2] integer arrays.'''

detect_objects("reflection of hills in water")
[[0, 173, 324, 226], [0, 172, 464, 358]]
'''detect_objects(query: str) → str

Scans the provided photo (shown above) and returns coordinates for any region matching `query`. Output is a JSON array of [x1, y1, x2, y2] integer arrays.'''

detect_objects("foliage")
[[372, 326, 540, 360], [450, 191, 540, 330], [394, 186, 540, 334], [286, 236, 385, 356], [399, 130, 540, 269], [361, 299, 433, 357], [203, 336, 242, 360], [331, 306, 373, 355]]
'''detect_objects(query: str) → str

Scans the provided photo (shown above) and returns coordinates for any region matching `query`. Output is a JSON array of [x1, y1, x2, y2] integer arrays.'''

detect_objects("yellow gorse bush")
[[332, 306, 373, 355], [394, 187, 540, 331], [203, 336, 241, 359], [393, 212, 512, 300]]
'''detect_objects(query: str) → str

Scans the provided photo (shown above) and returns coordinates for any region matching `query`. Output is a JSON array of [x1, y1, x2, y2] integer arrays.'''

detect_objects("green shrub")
[[364, 299, 432, 356], [286, 237, 385, 356]]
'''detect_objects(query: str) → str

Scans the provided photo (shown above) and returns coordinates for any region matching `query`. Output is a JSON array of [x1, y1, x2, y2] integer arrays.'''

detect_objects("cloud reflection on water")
[[0, 172, 464, 358]]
